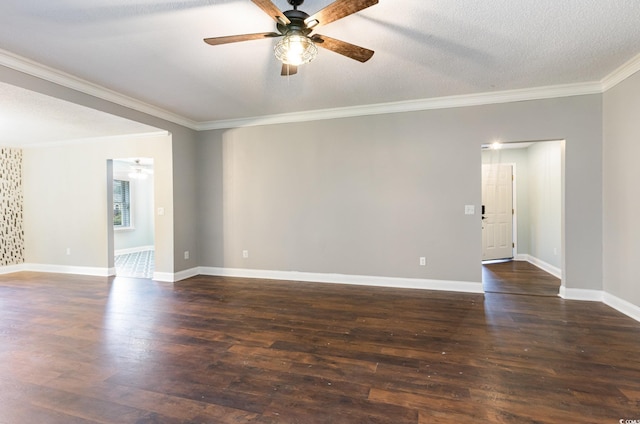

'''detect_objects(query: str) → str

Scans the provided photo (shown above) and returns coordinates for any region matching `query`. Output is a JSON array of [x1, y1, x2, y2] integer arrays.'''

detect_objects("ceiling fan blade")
[[305, 0, 378, 29], [312, 34, 374, 63], [204, 32, 280, 46], [281, 63, 298, 76], [251, 0, 290, 25]]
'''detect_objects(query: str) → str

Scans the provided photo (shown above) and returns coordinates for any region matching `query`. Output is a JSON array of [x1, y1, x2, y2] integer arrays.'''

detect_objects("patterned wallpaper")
[[0, 147, 24, 266]]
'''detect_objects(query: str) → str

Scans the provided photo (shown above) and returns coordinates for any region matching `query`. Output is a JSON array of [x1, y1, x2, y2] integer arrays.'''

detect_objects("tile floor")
[[114, 250, 154, 279]]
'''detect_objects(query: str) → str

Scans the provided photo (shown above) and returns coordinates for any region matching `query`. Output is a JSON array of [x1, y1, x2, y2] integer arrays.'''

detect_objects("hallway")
[[482, 260, 560, 296]]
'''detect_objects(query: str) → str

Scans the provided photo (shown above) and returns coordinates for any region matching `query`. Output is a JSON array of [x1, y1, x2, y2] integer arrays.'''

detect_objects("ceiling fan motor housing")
[[278, 9, 312, 35]]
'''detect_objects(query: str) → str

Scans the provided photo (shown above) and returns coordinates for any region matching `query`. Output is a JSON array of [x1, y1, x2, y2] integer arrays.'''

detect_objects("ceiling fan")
[[128, 159, 153, 180], [204, 0, 378, 76]]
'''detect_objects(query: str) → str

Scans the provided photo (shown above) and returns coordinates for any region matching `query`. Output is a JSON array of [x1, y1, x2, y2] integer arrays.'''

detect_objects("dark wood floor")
[[483, 260, 561, 296], [1, 272, 639, 423]]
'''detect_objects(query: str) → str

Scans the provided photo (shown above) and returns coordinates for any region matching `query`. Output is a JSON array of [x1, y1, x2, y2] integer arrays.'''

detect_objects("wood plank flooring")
[[483, 260, 561, 296], [1, 272, 639, 423]]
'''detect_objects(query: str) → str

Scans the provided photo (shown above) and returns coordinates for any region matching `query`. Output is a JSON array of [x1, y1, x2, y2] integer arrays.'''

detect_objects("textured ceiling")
[[1, 0, 640, 131]]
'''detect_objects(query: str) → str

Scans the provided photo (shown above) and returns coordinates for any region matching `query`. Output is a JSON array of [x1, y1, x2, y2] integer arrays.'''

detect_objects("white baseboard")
[[515, 254, 562, 279], [0, 263, 27, 275], [559, 288, 640, 323], [558, 285, 566, 299], [603, 292, 640, 323], [559, 286, 604, 302], [0, 262, 181, 283], [22, 263, 111, 277], [152, 271, 175, 282], [151, 268, 198, 283], [175, 267, 200, 282], [197, 267, 484, 294], [4, 263, 639, 324], [114, 245, 154, 256]]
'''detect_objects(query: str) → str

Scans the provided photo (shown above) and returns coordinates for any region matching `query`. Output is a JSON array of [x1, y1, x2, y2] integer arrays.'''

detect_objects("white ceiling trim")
[[196, 82, 603, 130], [601, 52, 640, 92], [2, 48, 639, 132], [0, 48, 197, 130]]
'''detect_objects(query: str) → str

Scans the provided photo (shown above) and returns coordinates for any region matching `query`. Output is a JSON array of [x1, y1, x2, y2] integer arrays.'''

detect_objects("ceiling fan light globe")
[[274, 33, 317, 66]]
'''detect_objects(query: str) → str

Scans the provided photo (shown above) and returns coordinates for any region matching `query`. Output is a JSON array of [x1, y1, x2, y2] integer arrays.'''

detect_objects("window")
[[113, 179, 131, 228]]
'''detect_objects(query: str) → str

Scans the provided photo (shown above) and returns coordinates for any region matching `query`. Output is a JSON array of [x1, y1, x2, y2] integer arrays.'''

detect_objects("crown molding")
[[600, 52, 640, 91], [3, 47, 640, 133], [0, 48, 198, 130], [196, 81, 603, 130]]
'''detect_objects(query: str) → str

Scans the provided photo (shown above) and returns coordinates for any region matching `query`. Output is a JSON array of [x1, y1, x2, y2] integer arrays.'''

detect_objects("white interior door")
[[482, 164, 514, 260]]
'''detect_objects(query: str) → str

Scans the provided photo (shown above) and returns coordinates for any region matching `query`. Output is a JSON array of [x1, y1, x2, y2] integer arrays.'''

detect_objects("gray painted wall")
[[172, 126, 199, 272], [197, 95, 603, 290], [528, 141, 562, 269], [603, 70, 640, 308]]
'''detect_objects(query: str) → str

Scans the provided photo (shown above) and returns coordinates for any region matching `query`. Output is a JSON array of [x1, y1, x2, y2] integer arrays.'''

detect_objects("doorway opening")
[[110, 158, 155, 279], [481, 140, 563, 296]]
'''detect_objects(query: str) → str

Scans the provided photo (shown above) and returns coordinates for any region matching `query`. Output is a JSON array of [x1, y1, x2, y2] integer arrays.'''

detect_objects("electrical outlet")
[[242, 250, 249, 259], [419, 257, 426, 266], [66, 248, 71, 256], [184, 251, 190, 260]]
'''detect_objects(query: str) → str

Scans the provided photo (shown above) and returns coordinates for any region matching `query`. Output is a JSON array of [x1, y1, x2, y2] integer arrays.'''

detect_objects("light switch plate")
[[465, 205, 475, 215]]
